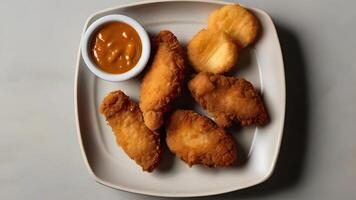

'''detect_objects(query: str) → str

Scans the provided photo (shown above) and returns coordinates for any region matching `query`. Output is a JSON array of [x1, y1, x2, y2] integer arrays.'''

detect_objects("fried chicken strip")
[[188, 72, 269, 127], [140, 30, 185, 131], [100, 90, 162, 172], [166, 110, 237, 167]]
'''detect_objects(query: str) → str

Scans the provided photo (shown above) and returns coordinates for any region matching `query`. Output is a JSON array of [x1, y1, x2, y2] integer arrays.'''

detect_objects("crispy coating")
[[208, 4, 260, 48], [166, 110, 237, 167], [188, 72, 269, 127], [100, 90, 162, 172], [140, 31, 185, 131], [187, 29, 238, 74]]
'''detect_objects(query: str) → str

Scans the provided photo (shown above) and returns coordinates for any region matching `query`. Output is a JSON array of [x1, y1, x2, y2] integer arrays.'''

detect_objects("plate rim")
[[74, 0, 286, 197]]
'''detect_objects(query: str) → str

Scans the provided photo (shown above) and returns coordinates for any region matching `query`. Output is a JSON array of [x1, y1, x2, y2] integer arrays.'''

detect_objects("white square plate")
[[74, 0, 285, 197]]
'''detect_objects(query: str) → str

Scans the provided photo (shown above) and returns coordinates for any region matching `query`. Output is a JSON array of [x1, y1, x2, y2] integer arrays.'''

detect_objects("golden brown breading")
[[208, 4, 260, 48], [187, 29, 238, 74], [166, 110, 237, 167], [140, 30, 185, 131], [188, 72, 269, 127], [100, 90, 162, 172]]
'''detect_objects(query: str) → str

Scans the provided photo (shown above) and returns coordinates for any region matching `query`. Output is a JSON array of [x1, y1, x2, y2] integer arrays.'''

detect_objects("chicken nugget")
[[140, 30, 185, 131], [100, 90, 162, 172], [208, 4, 260, 48], [166, 110, 237, 167], [188, 72, 269, 127], [187, 29, 238, 74]]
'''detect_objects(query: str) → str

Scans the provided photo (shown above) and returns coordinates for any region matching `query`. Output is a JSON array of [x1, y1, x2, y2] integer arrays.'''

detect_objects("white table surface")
[[1, 0, 355, 199]]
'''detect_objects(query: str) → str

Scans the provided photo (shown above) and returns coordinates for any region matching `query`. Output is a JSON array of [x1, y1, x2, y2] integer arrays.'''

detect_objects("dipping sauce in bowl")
[[81, 14, 150, 82], [90, 22, 142, 74]]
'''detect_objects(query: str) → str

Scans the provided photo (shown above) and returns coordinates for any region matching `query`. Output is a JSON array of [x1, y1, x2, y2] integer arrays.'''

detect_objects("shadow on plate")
[[156, 135, 176, 173], [226, 48, 253, 77]]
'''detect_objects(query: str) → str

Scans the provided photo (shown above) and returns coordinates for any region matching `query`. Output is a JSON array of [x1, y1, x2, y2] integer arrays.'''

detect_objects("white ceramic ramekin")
[[81, 14, 150, 82]]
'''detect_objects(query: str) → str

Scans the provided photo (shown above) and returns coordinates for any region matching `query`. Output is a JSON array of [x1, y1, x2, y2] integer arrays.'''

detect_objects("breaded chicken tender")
[[188, 72, 269, 127], [208, 4, 260, 48], [100, 90, 162, 172], [187, 29, 238, 74], [140, 31, 185, 131], [166, 110, 237, 167]]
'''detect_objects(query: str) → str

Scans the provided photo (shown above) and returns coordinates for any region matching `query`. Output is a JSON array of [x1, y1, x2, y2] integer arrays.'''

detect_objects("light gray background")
[[1, 0, 355, 199]]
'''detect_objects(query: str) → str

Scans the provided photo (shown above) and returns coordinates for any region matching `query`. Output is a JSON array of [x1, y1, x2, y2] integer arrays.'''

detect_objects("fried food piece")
[[140, 30, 185, 131], [188, 72, 269, 127], [187, 29, 238, 74], [100, 90, 162, 172], [166, 110, 237, 167], [208, 4, 260, 48]]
